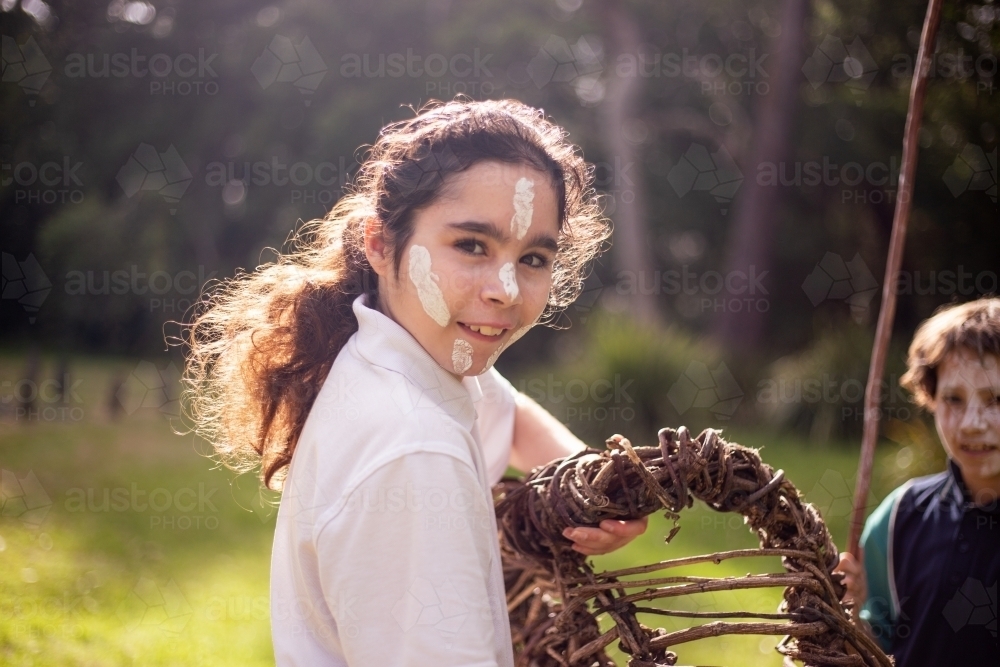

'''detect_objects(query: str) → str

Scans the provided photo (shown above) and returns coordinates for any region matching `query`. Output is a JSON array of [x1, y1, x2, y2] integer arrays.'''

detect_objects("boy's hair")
[[180, 98, 611, 489], [900, 297, 1000, 409]]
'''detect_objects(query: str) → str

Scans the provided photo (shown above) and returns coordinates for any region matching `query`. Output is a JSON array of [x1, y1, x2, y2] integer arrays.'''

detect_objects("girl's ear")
[[363, 218, 391, 277]]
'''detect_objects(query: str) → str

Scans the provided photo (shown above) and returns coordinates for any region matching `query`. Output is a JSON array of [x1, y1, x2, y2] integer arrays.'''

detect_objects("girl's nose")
[[482, 261, 522, 306]]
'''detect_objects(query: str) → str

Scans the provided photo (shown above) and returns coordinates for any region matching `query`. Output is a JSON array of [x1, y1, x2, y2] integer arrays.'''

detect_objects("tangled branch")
[[494, 427, 893, 667]]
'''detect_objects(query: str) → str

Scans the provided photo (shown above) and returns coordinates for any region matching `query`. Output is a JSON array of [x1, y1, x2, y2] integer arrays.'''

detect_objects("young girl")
[[183, 98, 649, 666]]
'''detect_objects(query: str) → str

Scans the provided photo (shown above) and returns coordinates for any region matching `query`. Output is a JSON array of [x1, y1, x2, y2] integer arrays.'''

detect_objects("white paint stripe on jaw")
[[510, 177, 534, 240], [499, 262, 518, 300], [479, 323, 533, 374], [452, 338, 473, 374], [408, 245, 450, 327]]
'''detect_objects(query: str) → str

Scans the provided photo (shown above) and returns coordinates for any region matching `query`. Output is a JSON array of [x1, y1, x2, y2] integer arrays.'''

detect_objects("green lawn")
[[1, 353, 907, 666]]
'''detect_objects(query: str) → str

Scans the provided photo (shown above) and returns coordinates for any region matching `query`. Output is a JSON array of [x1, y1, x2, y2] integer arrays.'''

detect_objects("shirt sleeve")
[[859, 483, 908, 653], [315, 451, 502, 667], [473, 368, 518, 485]]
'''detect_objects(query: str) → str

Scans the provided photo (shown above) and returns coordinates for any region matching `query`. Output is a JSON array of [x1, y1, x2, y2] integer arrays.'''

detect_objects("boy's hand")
[[562, 517, 649, 555], [834, 550, 868, 607]]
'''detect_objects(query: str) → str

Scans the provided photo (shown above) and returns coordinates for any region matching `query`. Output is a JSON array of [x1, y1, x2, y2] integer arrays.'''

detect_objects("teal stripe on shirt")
[[859, 483, 908, 653]]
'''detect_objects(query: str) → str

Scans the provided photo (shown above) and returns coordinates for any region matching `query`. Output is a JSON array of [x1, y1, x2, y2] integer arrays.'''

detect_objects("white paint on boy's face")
[[408, 244, 450, 327], [452, 339, 473, 374], [510, 177, 534, 240], [499, 262, 518, 300], [934, 350, 1000, 499]]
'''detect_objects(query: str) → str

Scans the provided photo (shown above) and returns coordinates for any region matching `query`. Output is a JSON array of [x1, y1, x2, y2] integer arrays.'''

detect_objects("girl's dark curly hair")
[[181, 98, 611, 489]]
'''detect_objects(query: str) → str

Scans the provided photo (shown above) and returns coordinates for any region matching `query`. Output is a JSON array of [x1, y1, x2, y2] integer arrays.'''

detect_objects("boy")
[[836, 297, 999, 666]]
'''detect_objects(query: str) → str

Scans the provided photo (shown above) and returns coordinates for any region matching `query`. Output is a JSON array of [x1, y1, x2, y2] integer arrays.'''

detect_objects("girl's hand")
[[833, 550, 868, 607], [562, 517, 649, 556]]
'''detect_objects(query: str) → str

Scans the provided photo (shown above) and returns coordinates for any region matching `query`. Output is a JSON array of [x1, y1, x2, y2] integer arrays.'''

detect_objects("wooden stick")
[[588, 548, 818, 579], [648, 620, 829, 649], [848, 0, 945, 558], [580, 572, 823, 604]]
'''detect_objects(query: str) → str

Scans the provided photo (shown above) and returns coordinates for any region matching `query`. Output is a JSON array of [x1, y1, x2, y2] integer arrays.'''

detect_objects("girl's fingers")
[[563, 526, 615, 548], [562, 516, 649, 554], [599, 517, 649, 536]]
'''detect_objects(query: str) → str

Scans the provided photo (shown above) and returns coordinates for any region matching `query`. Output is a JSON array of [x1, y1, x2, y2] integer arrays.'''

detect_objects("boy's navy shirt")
[[861, 459, 999, 666]]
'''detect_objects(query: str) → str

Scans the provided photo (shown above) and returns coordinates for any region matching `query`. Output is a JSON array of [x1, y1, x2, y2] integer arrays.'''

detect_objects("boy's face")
[[933, 350, 1000, 491], [368, 160, 560, 377]]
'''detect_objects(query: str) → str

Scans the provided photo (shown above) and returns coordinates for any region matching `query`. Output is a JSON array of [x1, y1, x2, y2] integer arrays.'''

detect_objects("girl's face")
[[933, 349, 1000, 495], [368, 160, 560, 377]]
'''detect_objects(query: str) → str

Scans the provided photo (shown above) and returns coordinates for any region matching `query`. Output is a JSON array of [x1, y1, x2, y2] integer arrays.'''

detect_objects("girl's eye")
[[521, 254, 549, 269], [456, 239, 486, 256], [943, 394, 963, 406]]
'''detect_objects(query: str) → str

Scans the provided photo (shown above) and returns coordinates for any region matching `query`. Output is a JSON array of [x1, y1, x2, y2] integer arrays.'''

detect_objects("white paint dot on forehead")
[[510, 177, 534, 240], [499, 262, 518, 300], [408, 245, 450, 327], [452, 338, 473, 374]]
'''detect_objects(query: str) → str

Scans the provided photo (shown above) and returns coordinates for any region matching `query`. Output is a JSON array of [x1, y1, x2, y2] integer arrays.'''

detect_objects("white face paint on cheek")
[[452, 339, 473, 374], [407, 245, 450, 327], [510, 177, 534, 240], [499, 262, 518, 300]]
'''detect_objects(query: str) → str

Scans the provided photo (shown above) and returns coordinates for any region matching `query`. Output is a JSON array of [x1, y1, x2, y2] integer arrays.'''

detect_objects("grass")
[[0, 352, 910, 666]]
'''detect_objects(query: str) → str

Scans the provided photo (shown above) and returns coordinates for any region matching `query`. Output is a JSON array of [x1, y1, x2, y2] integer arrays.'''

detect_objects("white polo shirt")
[[270, 293, 517, 667]]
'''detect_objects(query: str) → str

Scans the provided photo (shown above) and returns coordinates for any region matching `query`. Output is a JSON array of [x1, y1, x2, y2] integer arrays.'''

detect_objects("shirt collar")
[[352, 294, 482, 430], [944, 458, 1000, 514], [941, 459, 968, 507]]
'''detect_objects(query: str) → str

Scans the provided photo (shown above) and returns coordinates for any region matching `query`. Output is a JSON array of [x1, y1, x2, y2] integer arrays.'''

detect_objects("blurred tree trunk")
[[599, 0, 659, 325], [711, 0, 809, 351]]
